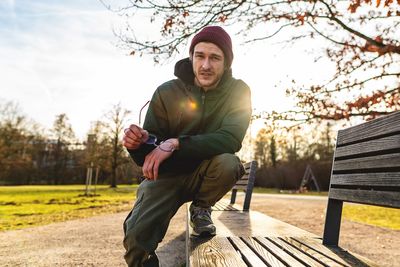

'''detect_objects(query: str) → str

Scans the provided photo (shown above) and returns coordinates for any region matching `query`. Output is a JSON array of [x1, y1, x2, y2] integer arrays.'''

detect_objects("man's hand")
[[122, 124, 149, 150], [142, 138, 179, 180]]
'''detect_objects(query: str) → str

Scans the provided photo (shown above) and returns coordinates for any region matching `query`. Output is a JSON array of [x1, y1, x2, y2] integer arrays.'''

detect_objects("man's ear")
[[189, 53, 193, 62]]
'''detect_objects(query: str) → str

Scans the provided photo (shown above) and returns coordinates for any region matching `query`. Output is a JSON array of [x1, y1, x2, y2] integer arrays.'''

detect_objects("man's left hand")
[[142, 138, 179, 180]]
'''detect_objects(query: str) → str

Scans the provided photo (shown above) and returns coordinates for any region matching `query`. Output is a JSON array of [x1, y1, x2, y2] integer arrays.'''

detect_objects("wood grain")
[[189, 237, 247, 267], [337, 111, 400, 146], [332, 153, 400, 172], [330, 172, 400, 186], [328, 188, 400, 208], [335, 134, 400, 158]]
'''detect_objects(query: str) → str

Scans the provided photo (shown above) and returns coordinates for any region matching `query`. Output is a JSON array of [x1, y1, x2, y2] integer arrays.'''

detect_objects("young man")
[[122, 26, 252, 267]]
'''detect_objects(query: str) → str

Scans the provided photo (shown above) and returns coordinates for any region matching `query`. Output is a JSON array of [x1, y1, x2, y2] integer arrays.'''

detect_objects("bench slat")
[[336, 111, 400, 146], [293, 237, 356, 266], [268, 237, 325, 267], [335, 134, 400, 158], [255, 237, 306, 266], [241, 237, 286, 267], [233, 185, 248, 190], [189, 237, 247, 267], [212, 201, 239, 211], [332, 153, 400, 172], [235, 180, 249, 186], [297, 237, 378, 267], [330, 172, 400, 187], [329, 188, 400, 208], [229, 236, 268, 266], [239, 174, 250, 179], [281, 237, 343, 267]]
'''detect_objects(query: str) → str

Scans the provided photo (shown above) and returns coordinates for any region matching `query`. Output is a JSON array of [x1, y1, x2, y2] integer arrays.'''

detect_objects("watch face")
[[145, 134, 157, 145]]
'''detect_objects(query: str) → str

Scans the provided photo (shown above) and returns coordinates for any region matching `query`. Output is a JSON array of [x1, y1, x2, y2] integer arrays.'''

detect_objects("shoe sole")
[[190, 221, 216, 237]]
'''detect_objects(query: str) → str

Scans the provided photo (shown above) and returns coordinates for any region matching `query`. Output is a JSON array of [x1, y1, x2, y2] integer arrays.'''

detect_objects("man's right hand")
[[122, 124, 149, 150]]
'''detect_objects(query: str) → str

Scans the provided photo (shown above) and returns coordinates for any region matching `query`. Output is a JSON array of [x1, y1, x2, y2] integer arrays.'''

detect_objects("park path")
[[0, 206, 186, 267], [0, 194, 399, 267]]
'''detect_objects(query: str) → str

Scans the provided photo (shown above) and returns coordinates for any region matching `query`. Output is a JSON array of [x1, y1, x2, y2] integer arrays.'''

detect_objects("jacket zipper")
[[198, 91, 206, 133]]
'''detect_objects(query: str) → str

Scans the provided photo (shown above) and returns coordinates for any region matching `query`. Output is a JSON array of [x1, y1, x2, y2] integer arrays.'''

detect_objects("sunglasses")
[[138, 101, 174, 152]]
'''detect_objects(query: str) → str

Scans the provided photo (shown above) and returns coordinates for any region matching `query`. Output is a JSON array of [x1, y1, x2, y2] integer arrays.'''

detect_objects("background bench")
[[186, 111, 399, 266], [212, 161, 257, 212], [323, 111, 400, 246]]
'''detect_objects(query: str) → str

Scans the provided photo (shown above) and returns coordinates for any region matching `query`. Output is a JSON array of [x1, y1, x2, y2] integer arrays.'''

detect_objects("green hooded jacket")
[[128, 58, 252, 175]]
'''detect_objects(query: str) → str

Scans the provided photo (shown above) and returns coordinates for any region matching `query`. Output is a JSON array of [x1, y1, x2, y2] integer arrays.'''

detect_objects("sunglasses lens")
[[145, 134, 157, 145]]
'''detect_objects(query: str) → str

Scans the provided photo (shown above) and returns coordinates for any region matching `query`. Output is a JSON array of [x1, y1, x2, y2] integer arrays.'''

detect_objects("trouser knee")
[[208, 153, 245, 183], [194, 153, 244, 207]]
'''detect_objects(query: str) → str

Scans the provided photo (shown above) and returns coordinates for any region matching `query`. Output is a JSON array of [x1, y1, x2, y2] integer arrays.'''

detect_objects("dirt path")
[[0, 194, 398, 267]]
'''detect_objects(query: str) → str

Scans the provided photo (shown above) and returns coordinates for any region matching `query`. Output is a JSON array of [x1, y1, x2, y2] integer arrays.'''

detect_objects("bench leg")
[[243, 189, 252, 211], [230, 189, 237, 204], [322, 198, 343, 246]]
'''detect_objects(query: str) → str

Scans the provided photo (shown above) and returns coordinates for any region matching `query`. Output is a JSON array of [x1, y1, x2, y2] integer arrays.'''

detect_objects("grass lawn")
[[0, 185, 138, 231], [343, 203, 400, 230], [1, 185, 398, 232]]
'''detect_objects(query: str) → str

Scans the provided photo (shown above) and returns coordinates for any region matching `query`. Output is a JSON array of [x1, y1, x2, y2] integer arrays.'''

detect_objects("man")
[[122, 26, 252, 267]]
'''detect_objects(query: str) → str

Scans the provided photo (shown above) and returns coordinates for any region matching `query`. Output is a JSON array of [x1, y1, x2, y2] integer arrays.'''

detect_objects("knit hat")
[[189, 26, 234, 68]]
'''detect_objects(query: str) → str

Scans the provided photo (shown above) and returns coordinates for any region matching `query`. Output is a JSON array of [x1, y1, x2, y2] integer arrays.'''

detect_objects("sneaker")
[[189, 203, 216, 237]]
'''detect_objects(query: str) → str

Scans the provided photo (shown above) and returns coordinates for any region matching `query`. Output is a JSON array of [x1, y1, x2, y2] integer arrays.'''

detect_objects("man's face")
[[191, 42, 226, 91]]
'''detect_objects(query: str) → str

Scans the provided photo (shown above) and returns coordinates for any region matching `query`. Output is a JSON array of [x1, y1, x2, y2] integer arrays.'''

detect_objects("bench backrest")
[[323, 111, 400, 245], [230, 160, 258, 211]]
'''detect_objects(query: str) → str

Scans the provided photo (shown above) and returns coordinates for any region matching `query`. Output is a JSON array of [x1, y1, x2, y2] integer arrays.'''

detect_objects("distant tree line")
[[252, 120, 336, 191], [0, 100, 141, 186]]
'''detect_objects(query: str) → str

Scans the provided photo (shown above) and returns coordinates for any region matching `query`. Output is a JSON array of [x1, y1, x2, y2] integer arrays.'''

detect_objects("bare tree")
[[50, 113, 76, 184], [102, 0, 400, 121], [104, 103, 131, 188]]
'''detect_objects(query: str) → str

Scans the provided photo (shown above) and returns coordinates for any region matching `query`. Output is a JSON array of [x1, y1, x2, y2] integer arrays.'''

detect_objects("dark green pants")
[[123, 153, 244, 267]]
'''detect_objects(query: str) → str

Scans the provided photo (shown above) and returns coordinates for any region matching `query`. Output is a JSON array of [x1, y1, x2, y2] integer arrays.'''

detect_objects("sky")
[[0, 0, 334, 140]]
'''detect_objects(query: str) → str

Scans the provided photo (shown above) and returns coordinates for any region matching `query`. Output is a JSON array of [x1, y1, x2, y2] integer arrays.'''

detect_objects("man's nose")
[[201, 58, 211, 69]]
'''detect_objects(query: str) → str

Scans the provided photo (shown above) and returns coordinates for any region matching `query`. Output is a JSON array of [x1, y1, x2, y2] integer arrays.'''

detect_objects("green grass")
[[0, 185, 138, 231], [343, 203, 400, 230], [2, 185, 399, 232]]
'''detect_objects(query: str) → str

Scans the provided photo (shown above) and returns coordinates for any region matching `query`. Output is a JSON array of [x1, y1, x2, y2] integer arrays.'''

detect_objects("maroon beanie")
[[189, 26, 234, 68]]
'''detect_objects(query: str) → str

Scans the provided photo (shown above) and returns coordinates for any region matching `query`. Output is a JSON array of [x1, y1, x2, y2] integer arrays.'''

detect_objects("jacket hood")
[[174, 57, 232, 86]]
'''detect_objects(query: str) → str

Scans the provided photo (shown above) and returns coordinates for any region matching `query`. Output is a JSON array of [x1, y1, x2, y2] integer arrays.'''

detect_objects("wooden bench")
[[212, 161, 258, 212], [186, 111, 400, 267]]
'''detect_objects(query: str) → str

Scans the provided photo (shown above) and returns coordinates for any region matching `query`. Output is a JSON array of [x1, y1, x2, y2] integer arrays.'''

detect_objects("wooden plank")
[[189, 237, 247, 267], [255, 237, 306, 266], [268, 237, 325, 267], [332, 153, 400, 172], [281, 237, 343, 267], [326, 247, 379, 267], [238, 174, 250, 180], [211, 210, 318, 237], [328, 188, 400, 208], [330, 172, 400, 187], [233, 185, 248, 190], [292, 237, 353, 267], [236, 180, 249, 186], [336, 250, 380, 267], [229, 236, 268, 267], [212, 201, 239, 211], [243, 162, 252, 168], [241, 237, 286, 267], [335, 134, 400, 158], [337, 111, 400, 146]]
